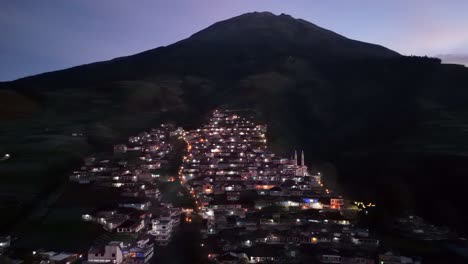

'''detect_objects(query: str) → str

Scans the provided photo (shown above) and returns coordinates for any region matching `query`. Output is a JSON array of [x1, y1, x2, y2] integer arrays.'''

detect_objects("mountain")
[[2, 12, 468, 235], [4, 12, 398, 90]]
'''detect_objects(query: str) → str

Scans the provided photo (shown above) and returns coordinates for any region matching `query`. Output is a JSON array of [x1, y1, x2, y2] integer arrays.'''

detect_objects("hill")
[[2, 11, 468, 235]]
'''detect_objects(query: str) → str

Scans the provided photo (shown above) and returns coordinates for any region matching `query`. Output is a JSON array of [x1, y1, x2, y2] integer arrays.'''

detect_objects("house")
[[34, 251, 79, 264], [351, 237, 379, 248], [118, 200, 151, 211], [88, 241, 124, 264], [48, 252, 80, 264], [342, 256, 375, 264], [150, 218, 174, 246], [330, 198, 344, 210], [90, 210, 130, 231], [144, 188, 161, 200], [69, 171, 95, 184], [169, 207, 182, 226], [125, 238, 154, 263], [116, 219, 144, 233], [351, 228, 369, 237], [247, 245, 283, 263], [104, 218, 127, 232], [202, 183, 214, 194], [320, 254, 341, 263], [121, 188, 140, 197], [236, 218, 258, 231]]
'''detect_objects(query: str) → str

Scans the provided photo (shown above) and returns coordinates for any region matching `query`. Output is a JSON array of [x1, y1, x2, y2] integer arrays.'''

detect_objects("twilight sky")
[[1, 0, 468, 81]]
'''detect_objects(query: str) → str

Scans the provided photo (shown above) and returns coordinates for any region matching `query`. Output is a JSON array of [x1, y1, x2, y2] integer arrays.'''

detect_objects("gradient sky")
[[1, 0, 468, 81]]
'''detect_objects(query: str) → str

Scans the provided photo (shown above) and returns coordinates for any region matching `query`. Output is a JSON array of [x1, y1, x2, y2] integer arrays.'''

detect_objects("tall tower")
[[301, 150, 305, 167], [294, 150, 298, 166]]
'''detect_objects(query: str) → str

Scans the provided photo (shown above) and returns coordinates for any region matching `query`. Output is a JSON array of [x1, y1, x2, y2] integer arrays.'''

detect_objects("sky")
[[1, 0, 468, 81]]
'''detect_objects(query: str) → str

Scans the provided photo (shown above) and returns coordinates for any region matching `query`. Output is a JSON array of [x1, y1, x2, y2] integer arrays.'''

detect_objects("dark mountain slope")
[[2, 12, 468, 236]]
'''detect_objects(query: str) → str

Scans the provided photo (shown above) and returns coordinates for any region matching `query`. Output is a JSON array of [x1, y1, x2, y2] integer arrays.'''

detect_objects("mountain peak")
[[236, 11, 293, 19], [186, 11, 399, 59], [242, 11, 276, 16], [219, 11, 308, 26]]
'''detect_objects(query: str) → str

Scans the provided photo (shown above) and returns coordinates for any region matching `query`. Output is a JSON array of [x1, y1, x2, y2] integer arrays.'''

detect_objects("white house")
[[150, 218, 174, 246], [87, 241, 124, 264]]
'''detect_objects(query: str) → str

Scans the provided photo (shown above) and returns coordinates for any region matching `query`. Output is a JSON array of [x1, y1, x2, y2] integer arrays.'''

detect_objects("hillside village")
[[179, 110, 382, 263], [1, 109, 441, 263]]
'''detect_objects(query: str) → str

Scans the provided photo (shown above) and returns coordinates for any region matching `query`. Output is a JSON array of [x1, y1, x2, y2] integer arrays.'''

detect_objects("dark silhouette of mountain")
[[2, 12, 468, 236]]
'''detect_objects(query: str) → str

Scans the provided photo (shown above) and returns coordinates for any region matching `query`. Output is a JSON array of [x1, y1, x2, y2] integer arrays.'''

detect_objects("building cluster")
[[2, 110, 434, 263], [69, 124, 183, 263], [179, 110, 389, 263], [180, 110, 324, 196], [69, 125, 175, 186]]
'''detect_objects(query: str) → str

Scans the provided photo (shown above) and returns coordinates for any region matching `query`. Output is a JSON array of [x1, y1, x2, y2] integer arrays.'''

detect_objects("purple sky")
[[1, 0, 468, 81]]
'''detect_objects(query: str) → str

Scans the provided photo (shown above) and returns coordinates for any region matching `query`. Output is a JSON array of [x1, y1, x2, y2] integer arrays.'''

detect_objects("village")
[[0, 109, 430, 264], [179, 110, 385, 263]]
